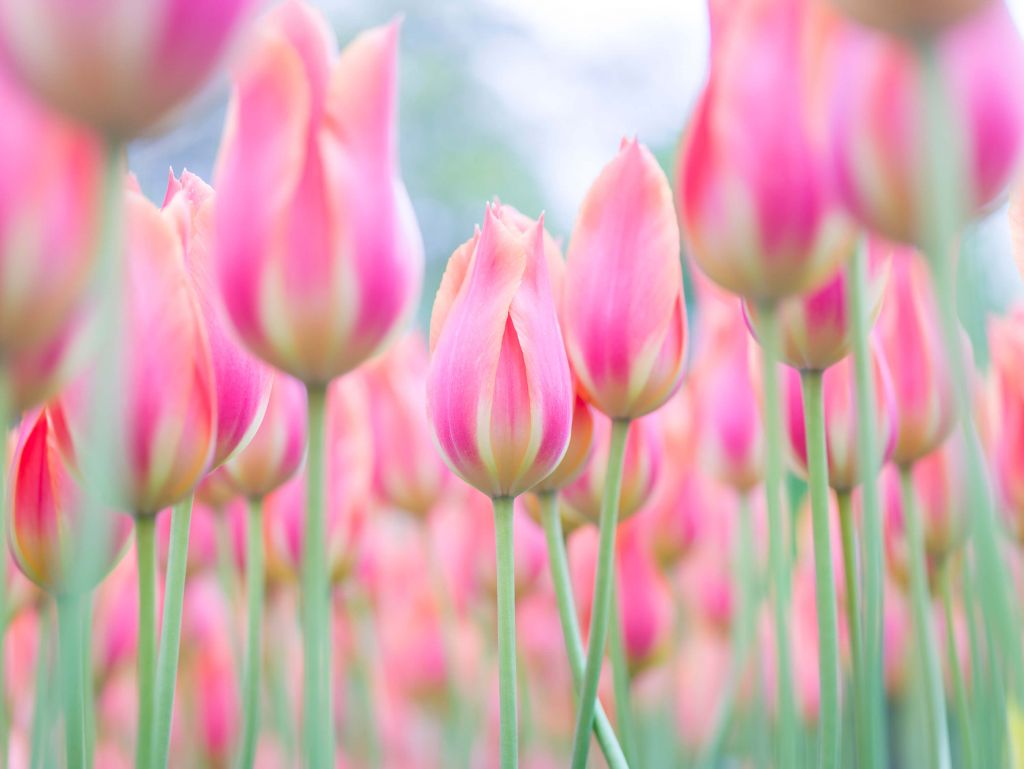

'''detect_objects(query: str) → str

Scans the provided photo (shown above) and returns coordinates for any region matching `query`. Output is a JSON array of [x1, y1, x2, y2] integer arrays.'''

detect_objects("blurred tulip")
[[564, 138, 686, 418], [828, 0, 993, 34], [876, 247, 957, 466], [818, 0, 1024, 244], [7, 320, 87, 414], [0, 0, 257, 136], [562, 416, 661, 524], [7, 409, 128, 592], [640, 466, 707, 570], [679, 0, 855, 302], [162, 170, 271, 469], [615, 521, 673, 673], [785, 344, 896, 491], [428, 203, 572, 498], [675, 627, 731, 749], [1012, 177, 1024, 279], [986, 307, 1024, 534], [533, 393, 594, 495], [215, 4, 423, 385], [225, 372, 307, 500], [92, 554, 145, 682], [195, 466, 240, 511], [55, 189, 216, 515], [0, 67, 100, 360]]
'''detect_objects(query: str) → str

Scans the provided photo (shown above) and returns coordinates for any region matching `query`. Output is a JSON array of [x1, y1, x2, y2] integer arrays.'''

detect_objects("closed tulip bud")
[[533, 393, 594, 494], [818, 1, 1024, 244], [562, 415, 661, 525], [56, 190, 217, 516], [876, 247, 957, 466], [987, 308, 1024, 533], [785, 344, 896, 491], [215, 4, 423, 385], [162, 170, 271, 469], [679, 0, 855, 302], [0, 0, 257, 137], [7, 409, 128, 593], [828, 0, 994, 37], [746, 241, 891, 371], [564, 138, 686, 418], [0, 67, 101, 358], [224, 372, 307, 500], [427, 203, 573, 498]]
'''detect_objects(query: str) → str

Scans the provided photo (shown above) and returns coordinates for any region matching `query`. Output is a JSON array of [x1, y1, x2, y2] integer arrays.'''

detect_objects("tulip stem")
[[539, 492, 630, 769], [30, 605, 53, 769], [610, 585, 638, 766], [237, 497, 265, 769], [492, 496, 519, 769], [801, 369, 842, 769], [57, 595, 87, 769], [755, 303, 799, 768], [846, 239, 887, 769], [570, 418, 631, 769], [135, 516, 157, 769], [836, 491, 867, 769], [940, 562, 975, 769], [152, 494, 194, 769], [898, 466, 951, 769], [302, 384, 331, 769]]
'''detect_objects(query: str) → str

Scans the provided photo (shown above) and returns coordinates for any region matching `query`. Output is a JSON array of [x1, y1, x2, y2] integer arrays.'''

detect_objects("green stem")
[[493, 496, 518, 769], [836, 492, 867, 769], [756, 304, 799, 768], [940, 563, 974, 769], [236, 497, 265, 769], [570, 418, 631, 769], [135, 516, 157, 769], [83, 596, 95, 769], [302, 385, 331, 769], [152, 494, 194, 769], [214, 510, 244, 682], [538, 493, 629, 769], [30, 605, 52, 769], [800, 369, 841, 769], [846, 240, 887, 769], [56, 596, 86, 769], [898, 466, 951, 769], [610, 585, 638, 766], [960, 554, 991, 769]]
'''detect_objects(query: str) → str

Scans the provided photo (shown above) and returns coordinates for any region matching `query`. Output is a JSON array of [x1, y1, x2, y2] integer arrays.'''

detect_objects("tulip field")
[[4, 0, 1024, 767]]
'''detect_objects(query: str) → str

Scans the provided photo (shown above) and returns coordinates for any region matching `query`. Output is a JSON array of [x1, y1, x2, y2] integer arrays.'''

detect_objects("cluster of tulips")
[[3, 0, 1024, 767]]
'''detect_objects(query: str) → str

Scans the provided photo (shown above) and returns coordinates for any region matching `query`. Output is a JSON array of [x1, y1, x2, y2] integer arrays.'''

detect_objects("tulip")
[[614, 522, 673, 674], [818, 0, 1024, 245], [7, 320, 87, 415], [0, 0, 257, 137], [195, 467, 240, 511], [215, 3, 423, 385], [533, 393, 594, 496], [985, 307, 1024, 536], [828, 0, 994, 35]]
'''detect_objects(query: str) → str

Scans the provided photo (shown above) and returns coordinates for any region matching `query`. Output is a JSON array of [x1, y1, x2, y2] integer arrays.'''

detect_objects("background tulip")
[[987, 307, 1024, 534]]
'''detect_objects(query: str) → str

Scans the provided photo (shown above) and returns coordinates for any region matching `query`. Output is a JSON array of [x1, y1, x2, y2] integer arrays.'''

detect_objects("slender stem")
[[570, 418, 631, 769], [836, 492, 867, 769], [493, 496, 519, 769], [960, 554, 991, 769], [30, 605, 52, 769], [135, 516, 157, 769], [152, 494, 194, 769], [610, 585, 638, 766], [56, 596, 86, 769], [940, 563, 975, 769], [236, 497, 265, 769], [898, 466, 951, 769], [302, 385, 330, 769], [83, 595, 95, 769], [800, 369, 842, 769], [538, 492, 630, 769], [845, 241, 887, 769], [756, 303, 799, 767]]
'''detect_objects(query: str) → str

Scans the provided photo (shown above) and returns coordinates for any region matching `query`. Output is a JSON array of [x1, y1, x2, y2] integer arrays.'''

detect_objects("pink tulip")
[[563, 138, 686, 419], [0, 0, 257, 136], [982, 308, 1024, 534], [428, 203, 573, 498], [161, 170, 271, 469], [0, 66, 101, 359], [533, 393, 594, 495], [195, 466, 240, 510], [615, 521, 673, 672], [224, 371, 307, 500], [7, 319, 87, 414], [215, 3, 423, 385], [679, 0, 855, 302], [92, 554, 145, 681], [54, 189, 216, 515], [818, 0, 1024, 244], [675, 628, 731, 749]]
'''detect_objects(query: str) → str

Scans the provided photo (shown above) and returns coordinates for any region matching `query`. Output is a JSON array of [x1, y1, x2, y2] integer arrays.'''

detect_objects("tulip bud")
[[224, 372, 307, 500], [0, 0, 257, 136], [7, 409, 128, 593], [828, 0, 994, 37], [564, 138, 686, 418], [162, 170, 271, 469], [532, 393, 594, 495], [427, 204, 573, 498], [817, 1, 1024, 244], [195, 467, 240, 511], [876, 247, 957, 466], [679, 0, 855, 302], [215, 5, 423, 385]]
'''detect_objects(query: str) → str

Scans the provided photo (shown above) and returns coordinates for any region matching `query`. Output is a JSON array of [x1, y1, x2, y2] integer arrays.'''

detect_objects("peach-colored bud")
[[533, 393, 594, 494], [0, 0, 257, 136], [564, 138, 687, 418], [427, 204, 573, 498], [215, 5, 423, 385], [828, 0, 995, 39], [195, 466, 239, 511], [562, 415, 661, 525]]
